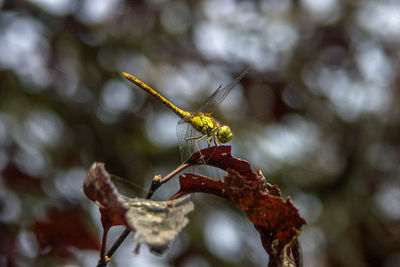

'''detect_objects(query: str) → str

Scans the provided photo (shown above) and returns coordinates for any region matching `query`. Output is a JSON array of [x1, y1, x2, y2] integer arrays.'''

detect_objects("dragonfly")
[[122, 68, 248, 162]]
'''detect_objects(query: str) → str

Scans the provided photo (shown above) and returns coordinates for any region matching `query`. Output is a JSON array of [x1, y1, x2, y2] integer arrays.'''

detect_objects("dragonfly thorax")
[[190, 113, 218, 136], [190, 113, 233, 144]]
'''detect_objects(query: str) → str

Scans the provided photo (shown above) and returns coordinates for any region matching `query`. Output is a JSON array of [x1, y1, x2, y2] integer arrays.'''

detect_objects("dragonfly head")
[[217, 125, 233, 143]]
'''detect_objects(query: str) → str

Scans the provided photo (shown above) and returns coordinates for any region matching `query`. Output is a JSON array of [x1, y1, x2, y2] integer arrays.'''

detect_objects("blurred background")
[[1, 0, 400, 266]]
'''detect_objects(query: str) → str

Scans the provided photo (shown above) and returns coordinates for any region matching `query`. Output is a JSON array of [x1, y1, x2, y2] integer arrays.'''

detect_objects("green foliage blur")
[[1, 0, 400, 266]]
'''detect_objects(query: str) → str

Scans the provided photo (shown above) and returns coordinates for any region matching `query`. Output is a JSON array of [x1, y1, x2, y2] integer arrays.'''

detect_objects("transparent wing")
[[200, 67, 249, 113], [176, 119, 209, 162], [176, 120, 191, 162], [177, 120, 197, 162], [176, 119, 226, 179]]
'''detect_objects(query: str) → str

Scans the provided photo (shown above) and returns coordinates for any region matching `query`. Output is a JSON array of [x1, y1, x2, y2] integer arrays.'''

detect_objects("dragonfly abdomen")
[[122, 72, 190, 119]]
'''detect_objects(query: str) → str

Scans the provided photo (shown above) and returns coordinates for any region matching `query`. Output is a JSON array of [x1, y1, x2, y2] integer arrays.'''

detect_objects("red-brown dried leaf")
[[1, 162, 43, 195], [31, 208, 100, 258], [174, 146, 306, 267], [82, 163, 194, 255], [186, 146, 254, 177], [0, 222, 17, 266], [82, 162, 127, 228]]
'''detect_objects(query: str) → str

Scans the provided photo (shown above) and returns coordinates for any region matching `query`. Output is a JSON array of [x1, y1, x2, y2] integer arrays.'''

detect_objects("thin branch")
[[106, 229, 131, 258]]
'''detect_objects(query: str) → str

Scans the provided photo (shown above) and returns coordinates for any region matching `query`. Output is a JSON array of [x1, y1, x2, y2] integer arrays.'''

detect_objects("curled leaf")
[[83, 163, 194, 255], [174, 146, 306, 267], [186, 145, 254, 177]]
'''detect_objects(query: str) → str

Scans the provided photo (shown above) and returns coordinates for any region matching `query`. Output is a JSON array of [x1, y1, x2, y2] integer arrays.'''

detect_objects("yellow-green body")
[[122, 72, 233, 147], [190, 113, 217, 137]]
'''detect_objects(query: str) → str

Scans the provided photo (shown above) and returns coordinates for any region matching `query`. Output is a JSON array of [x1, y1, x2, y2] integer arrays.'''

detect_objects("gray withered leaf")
[[123, 195, 194, 254], [82, 162, 194, 255]]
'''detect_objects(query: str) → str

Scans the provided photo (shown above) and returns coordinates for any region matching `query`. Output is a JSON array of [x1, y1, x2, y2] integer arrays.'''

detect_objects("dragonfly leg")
[[214, 138, 219, 146], [207, 136, 213, 147], [186, 136, 203, 141], [186, 135, 208, 163], [195, 140, 206, 164], [195, 135, 209, 164]]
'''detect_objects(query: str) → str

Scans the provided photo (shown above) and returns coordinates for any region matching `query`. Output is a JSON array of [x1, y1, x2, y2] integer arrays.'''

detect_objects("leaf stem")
[[99, 225, 110, 263], [160, 163, 190, 184]]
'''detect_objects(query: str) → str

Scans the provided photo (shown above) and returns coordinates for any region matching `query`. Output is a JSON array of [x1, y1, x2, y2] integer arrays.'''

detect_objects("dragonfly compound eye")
[[217, 125, 233, 143]]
